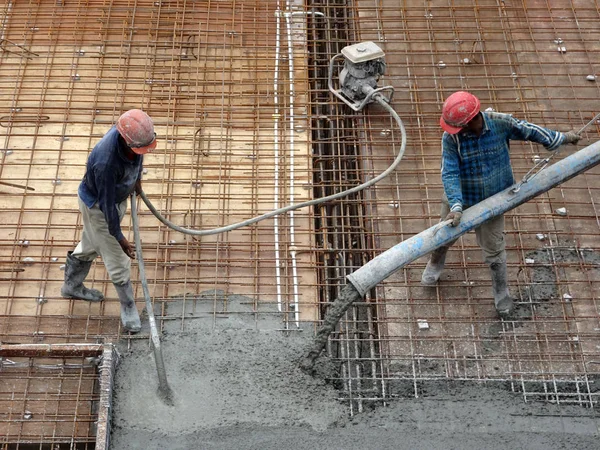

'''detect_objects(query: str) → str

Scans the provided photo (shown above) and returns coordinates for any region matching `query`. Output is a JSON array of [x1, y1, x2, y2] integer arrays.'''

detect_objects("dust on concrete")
[[110, 291, 600, 450], [523, 247, 600, 304], [483, 246, 600, 336]]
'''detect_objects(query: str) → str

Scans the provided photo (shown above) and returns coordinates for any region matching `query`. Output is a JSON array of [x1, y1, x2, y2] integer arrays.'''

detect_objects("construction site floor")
[[110, 300, 599, 450], [1, 0, 600, 448]]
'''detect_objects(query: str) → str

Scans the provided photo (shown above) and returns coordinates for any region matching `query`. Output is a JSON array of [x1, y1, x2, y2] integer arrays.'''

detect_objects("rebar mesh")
[[319, 0, 600, 411], [1, 0, 600, 442], [0, 0, 317, 345], [0, 344, 115, 449]]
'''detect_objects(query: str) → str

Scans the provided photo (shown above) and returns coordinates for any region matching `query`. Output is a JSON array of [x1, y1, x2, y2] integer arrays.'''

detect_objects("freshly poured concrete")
[[110, 294, 600, 450]]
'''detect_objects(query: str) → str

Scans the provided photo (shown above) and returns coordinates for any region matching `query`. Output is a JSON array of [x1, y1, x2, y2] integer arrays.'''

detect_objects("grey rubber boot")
[[421, 247, 449, 285], [490, 261, 514, 318], [61, 251, 104, 302], [113, 280, 141, 333]]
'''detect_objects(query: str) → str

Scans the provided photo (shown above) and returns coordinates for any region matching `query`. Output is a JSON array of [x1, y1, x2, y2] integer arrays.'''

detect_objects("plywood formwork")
[[0, 344, 116, 449], [0, 1, 316, 444], [0, 0, 318, 344]]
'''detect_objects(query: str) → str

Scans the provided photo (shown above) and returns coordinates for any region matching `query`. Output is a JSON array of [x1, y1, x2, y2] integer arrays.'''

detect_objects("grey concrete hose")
[[140, 96, 406, 236]]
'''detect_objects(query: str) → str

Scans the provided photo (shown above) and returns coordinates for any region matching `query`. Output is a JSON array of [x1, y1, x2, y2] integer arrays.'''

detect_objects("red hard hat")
[[116, 109, 157, 154], [440, 91, 481, 134]]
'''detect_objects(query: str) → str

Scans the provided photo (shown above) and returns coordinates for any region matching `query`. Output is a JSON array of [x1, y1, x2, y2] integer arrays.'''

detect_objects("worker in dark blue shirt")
[[422, 91, 580, 317], [61, 109, 157, 333]]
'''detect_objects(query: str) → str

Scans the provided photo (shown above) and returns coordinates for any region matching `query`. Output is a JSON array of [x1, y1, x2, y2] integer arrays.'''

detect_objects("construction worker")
[[61, 109, 157, 333], [422, 91, 580, 317]]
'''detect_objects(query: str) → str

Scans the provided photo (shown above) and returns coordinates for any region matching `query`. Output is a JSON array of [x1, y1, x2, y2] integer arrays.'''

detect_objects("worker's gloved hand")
[[563, 131, 581, 145], [444, 211, 462, 227], [119, 238, 136, 259], [134, 179, 142, 195]]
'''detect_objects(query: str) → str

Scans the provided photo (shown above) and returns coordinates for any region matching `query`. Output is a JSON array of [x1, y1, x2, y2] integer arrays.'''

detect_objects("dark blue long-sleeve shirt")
[[441, 112, 565, 212], [78, 127, 143, 241]]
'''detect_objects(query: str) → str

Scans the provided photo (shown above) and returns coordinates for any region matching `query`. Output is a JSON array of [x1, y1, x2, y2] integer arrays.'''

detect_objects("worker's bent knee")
[[106, 259, 131, 285], [109, 269, 131, 286], [103, 250, 131, 285], [483, 250, 506, 266], [71, 252, 97, 263]]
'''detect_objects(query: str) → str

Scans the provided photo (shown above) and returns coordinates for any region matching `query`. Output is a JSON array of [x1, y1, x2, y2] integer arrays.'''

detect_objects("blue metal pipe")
[[300, 140, 600, 373], [347, 139, 600, 296]]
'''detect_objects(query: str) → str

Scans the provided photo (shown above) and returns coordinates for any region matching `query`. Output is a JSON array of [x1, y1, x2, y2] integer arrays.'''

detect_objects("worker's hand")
[[563, 131, 581, 145], [444, 211, 462, 227], [119, 238, 136, 259], [134, 179, 142, 195]]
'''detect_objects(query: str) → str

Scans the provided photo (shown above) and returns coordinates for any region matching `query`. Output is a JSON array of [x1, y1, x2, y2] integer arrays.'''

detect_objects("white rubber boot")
[[113, 280, 141, 333], [61, 252, 104, 302], [421, 247, 449, 286], [490, 261, 514, 318]]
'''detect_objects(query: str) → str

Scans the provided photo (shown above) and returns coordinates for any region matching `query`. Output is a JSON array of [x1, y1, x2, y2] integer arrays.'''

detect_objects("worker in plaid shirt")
[[421, 91, 581, 317]]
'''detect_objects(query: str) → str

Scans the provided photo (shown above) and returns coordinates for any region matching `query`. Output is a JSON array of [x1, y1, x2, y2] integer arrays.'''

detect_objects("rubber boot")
[[61, 251, 104, 302], [421, 247, 449, 286], [113, 281, 141, 333], [490, 261, 514, 318]]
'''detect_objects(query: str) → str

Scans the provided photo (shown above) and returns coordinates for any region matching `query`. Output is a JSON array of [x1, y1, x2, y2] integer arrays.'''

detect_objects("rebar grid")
[[0, 1, 321, 441], [0, 0, 323, 349], [316, 0, 600, 410], [1, 0, 599, 438], [0, 344, 115, 449]]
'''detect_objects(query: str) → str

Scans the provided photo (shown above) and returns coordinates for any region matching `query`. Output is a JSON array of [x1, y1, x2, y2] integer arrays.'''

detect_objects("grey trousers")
[[72, 197, 131, 285], [439, 196, 506, 265]]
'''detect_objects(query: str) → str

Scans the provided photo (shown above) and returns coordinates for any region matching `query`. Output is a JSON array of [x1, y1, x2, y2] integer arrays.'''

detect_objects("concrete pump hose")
[[140, 95, 406, 235]]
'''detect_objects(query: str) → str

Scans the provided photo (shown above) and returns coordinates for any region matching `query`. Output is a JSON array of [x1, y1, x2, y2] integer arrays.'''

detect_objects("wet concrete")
[[300, 283, 362, 373], [110, 293, 600, 450], [110, 294, 346, 447]]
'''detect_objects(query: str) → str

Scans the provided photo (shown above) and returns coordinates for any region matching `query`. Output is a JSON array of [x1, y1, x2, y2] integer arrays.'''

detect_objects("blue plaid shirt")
[[441, 112, 565, 212]]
